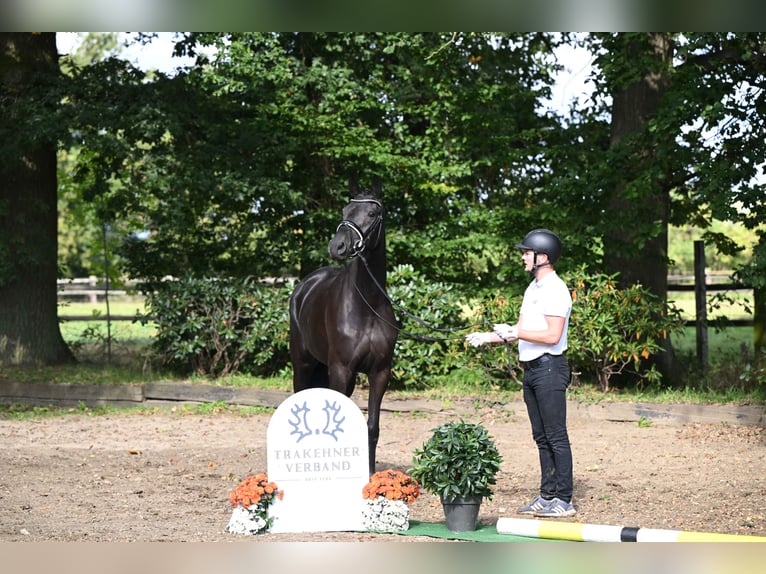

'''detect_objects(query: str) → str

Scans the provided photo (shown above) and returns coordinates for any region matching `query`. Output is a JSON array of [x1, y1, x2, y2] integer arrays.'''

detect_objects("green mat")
[[398, 520, 543, 542]]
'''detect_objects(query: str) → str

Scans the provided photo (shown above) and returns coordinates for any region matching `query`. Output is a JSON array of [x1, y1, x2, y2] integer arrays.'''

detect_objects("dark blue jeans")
[[522, 353, 573, 503]]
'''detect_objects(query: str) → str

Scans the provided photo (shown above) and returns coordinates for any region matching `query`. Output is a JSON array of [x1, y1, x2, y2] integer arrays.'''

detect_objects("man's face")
[[521, 249, 548, 272]]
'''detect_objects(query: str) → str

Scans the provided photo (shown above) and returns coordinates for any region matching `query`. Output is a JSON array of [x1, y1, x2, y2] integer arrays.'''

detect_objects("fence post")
[[694, 240, 708, 375], [88, 275, 98, 304]]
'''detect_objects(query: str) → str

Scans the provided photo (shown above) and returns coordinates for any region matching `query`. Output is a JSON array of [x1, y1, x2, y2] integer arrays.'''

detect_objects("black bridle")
[[335, 198, 384, 257]]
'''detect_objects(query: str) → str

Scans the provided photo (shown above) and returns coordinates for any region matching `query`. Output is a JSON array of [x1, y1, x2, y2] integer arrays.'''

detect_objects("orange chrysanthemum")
[[229, 473, 282, 509], [362, 470, 420, 504]]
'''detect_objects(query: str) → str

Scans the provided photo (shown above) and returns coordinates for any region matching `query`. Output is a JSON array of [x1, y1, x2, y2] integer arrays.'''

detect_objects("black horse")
[[289, 177, 397, 475]]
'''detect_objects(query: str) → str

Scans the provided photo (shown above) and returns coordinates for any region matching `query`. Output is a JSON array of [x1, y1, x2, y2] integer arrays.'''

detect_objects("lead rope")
[[355, 253, 486, 342], [352, 275, 519, 380]]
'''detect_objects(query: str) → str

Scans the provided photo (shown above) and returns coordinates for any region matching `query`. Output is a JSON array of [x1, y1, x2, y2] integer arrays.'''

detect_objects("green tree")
[[564, 33, 766, 364], [8, 31, 765, 376], [67, 33, 568, 291], [0, 33, 74, 365], [58, 32, 122, 279]]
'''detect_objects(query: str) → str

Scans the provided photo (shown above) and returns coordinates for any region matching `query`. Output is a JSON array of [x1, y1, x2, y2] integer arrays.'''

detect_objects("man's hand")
[[465, 332, 493, 347], [493, 323, 518, 341]]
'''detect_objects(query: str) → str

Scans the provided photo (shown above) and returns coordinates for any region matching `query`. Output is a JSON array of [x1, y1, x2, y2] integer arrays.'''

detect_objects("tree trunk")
[[605, 33, 671, 296], [0, 33, 75, 366], [603, 33, 681, 384], [755, 285, 765, 359]]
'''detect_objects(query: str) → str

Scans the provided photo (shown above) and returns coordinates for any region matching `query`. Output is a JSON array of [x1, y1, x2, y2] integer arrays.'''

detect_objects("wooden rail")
[[668, 240, 754, 374], [57, 276, 132, 304], [58, 315, 143, 322]]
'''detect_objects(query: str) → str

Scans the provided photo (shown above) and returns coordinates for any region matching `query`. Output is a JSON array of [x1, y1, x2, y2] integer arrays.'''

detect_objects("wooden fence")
[[57, 276, 135, 321], [57, 276, 130, 302], [668, 240, 753, 374], [59, 242, 753, 372]]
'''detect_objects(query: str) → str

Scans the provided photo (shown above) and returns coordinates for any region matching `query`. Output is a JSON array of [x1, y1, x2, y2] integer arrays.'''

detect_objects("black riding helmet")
[[515, 229, 563, 264]]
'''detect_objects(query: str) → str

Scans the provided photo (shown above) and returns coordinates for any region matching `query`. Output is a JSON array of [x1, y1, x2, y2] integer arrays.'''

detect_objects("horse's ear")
[[349, 175, 360, 198], [371, 176, 382, 199]]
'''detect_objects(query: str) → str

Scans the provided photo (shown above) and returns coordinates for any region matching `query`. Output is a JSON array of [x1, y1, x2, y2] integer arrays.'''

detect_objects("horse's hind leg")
[[310, 363, 330, 388], [292, 353, 328, 392]]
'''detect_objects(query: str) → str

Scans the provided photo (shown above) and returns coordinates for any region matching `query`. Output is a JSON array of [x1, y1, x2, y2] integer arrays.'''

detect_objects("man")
[[466, 229, 575, 517]]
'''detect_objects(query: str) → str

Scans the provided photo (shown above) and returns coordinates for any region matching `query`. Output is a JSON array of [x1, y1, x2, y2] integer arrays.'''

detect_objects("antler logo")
[[288, 402, 313, 443], [322, 400, 345, 441], [287, 400, 347, 443]]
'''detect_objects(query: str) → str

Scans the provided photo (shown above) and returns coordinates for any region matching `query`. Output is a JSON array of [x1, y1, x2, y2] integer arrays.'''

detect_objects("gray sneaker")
[[534, 497, 576, 517], [517, 495, 552, 515]]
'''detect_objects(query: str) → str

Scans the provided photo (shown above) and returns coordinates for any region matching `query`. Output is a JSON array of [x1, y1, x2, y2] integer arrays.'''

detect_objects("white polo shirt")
[[517, 271, 571, 362]]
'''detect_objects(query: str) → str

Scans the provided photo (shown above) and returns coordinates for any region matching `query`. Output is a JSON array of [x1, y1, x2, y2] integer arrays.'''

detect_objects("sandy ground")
[[0, 397, 764, 542]]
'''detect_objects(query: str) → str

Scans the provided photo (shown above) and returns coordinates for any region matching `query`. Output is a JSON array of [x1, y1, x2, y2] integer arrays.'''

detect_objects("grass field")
[[668, 288, 753, 321], [56, 295, 761, 391], [58, 299, 156, 369], [58, 299, 155, 342], [674, 325, 753, 357], [58, 296, 755, 358]]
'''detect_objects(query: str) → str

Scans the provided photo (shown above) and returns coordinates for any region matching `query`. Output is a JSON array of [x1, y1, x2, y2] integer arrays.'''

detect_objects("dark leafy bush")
[[139, 265, 682, 392], [409, 420, 502, 500], [563, 266, 683, 391], [460, 268, 683, 392], [461, 290, 524, 387], [386, 265, 469, 389], [143, 276, 291, 378]]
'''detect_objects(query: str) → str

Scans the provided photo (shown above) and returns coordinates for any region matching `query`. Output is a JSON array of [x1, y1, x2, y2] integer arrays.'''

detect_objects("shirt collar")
[[534, 270, 557, 287]]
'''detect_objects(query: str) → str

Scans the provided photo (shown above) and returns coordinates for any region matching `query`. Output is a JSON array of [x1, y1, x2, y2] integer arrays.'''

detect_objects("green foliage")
[[58, 32, 766, 298], [740, 348, 766, 387], [143, 277, 291, 378], [55, 267, 721, 395], [460, 290, 524, 387], [564, 266, 683, 391], [42, 32, 766, 377], [61, 32, 569, 288], [456, 269, 684, 391], [409, 420, 502, 500], [386, 264, 468, 388]]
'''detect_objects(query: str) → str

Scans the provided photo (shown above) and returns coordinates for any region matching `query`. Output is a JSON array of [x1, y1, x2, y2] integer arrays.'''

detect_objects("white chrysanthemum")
[[226, 504, 269, 535], [361, 498, 409, 531]]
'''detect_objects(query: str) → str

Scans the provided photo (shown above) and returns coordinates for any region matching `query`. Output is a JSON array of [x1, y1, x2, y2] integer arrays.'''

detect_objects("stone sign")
[[267, 388, 369, 533]]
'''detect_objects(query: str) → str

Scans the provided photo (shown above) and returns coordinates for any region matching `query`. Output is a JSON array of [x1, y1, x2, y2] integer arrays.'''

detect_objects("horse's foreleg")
[[365, 369, 391, 475]]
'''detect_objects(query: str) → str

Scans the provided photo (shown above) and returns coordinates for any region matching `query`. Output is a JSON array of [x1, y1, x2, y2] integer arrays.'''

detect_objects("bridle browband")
[[335, 198, 384, 256]]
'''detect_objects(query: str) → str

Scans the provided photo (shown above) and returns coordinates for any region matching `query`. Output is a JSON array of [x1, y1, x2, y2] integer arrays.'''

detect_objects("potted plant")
[[226, 473, 284, 535], [361, 469, 420, 531], [409, 420, 503, 531]]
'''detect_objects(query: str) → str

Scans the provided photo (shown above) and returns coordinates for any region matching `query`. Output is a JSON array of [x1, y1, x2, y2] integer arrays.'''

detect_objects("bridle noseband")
[[335, 198, 384, 257]]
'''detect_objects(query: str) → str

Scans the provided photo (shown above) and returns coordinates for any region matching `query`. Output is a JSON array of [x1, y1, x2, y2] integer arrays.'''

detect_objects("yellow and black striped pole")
[[496, 517, 766, 542]]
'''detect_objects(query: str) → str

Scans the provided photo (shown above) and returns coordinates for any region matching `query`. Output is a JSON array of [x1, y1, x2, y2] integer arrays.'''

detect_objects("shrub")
[[138, 265, 683, 392], [563, 266, 683, 391], [459, 268, 683, 392], [386, 264, 468, 389], [143, 276, 291, 378], [461, 290, 523, 387]]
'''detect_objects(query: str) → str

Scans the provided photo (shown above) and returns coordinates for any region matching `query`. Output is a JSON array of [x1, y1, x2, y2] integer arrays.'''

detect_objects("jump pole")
[[496, 517, 766, 542]]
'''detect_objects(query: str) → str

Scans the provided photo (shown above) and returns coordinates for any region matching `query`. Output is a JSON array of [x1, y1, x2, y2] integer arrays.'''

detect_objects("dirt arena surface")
[[1, 397, 764, 542]]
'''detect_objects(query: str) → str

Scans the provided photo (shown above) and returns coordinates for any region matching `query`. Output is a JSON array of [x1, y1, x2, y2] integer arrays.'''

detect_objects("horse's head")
[[328, 177, 384, 261]]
